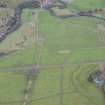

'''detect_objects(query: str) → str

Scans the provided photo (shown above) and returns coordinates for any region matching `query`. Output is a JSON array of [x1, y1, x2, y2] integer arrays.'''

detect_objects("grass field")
[[0, 0, 105, 105], [0, 72, 25, 104], [0, 65, 104, 105], [38, 11, 105, 65], [31, 64, 105, 105], [69, 0, 105, 10]]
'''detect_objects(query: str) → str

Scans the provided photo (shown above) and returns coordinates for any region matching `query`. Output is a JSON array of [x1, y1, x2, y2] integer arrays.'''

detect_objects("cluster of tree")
[[0, 0, 40, 42], [78, 8, 105, 16], [0, 0, 9, 7]]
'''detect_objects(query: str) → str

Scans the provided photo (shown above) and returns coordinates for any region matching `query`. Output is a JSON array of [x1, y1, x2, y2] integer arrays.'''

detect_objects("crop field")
[[69, 0, 105, 10], [0, 0, 105, 105]]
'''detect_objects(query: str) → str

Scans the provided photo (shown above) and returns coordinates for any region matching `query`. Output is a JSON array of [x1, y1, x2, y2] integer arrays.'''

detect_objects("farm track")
[[22, 69, 40, 105], [22, 9, 42, 105], [1, 60, 105, 72]]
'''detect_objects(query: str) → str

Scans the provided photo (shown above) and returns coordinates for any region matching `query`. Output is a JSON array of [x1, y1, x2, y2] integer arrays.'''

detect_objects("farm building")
[[93, 64, 105, 88]]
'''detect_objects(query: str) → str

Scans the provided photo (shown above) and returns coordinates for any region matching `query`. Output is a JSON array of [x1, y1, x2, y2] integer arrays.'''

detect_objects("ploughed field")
[[0, 0, 105, 105]]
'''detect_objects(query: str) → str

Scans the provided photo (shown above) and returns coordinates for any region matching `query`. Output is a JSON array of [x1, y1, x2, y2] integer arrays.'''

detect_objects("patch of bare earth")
[[51, 7, 75, 16]]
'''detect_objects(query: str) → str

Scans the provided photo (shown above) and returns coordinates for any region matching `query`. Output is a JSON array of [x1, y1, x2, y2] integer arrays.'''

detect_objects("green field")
[[38, 11, 105, 65], [68, 0, 105, 11], [0, 65, 104, 105], [0, 72, 25, 105], [31, 64, 105, 105], [0, 0, 105, 105]]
